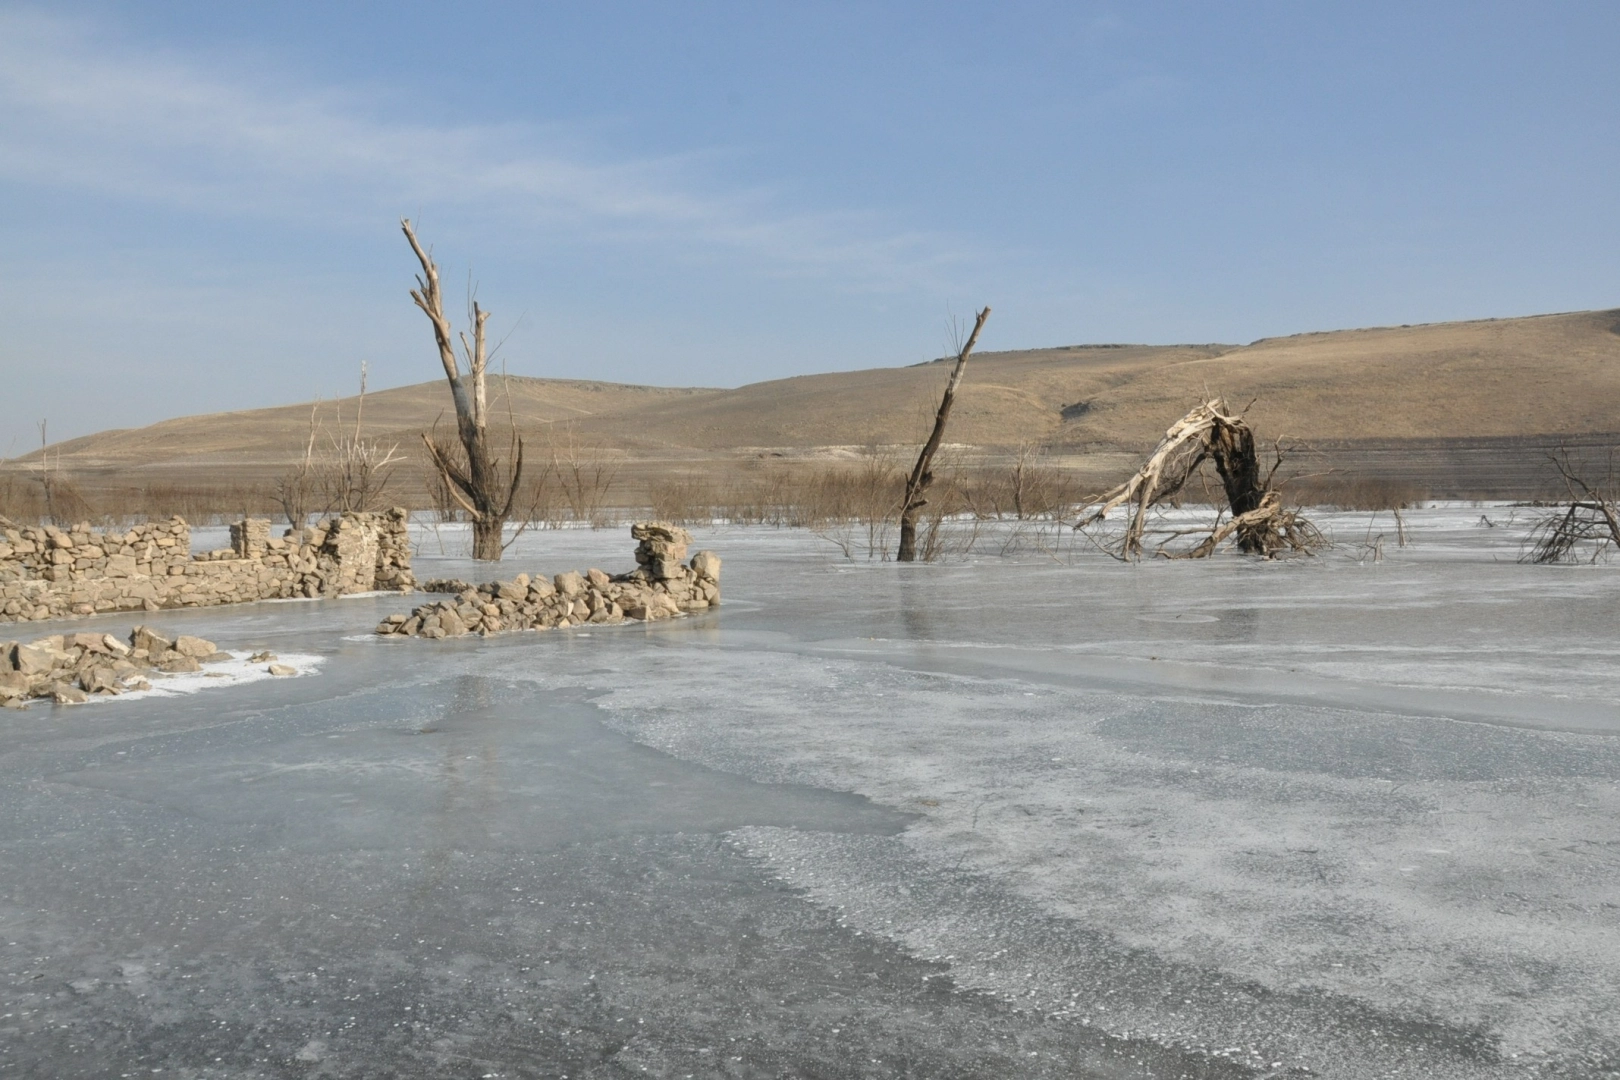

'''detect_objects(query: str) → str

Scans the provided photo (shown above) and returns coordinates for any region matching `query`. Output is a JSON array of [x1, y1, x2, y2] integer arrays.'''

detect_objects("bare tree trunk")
[[898, 307, 990, 562], [1208, 413, 1267, 553], [402, 219, 522, 561]]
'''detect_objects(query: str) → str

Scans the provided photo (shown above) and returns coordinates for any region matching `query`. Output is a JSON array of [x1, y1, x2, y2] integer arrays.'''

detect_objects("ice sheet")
[[2, 507, 1616, 1077]]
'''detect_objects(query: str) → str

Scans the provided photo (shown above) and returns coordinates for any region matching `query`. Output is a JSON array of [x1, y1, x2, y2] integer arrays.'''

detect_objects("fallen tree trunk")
[[1075, 399, 1322, 560], [897, 307, 991, 562]]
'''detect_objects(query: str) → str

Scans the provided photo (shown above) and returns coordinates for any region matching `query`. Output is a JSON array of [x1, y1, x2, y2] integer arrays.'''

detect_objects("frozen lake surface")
[[2, 507, 1617, 1078]]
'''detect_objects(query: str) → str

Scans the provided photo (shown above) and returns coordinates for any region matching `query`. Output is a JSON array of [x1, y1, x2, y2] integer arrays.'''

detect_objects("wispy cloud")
[[0, 8, 969, 291]]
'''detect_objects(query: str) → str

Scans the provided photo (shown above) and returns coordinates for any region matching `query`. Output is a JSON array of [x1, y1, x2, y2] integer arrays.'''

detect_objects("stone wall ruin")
[[0, 509, 415, 623], [377, 522, 718, 638]]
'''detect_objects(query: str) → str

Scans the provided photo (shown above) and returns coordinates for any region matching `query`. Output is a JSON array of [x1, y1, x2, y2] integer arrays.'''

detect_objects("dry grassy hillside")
[[39, 379, 722, 471], [1057, 309, 1620, 448], [563, 344, 1227, 450], [7, 307, 1620, 514]]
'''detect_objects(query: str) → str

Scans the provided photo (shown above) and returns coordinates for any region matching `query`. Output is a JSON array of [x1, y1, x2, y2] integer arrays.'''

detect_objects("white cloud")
[[0, 8, 969, 291]]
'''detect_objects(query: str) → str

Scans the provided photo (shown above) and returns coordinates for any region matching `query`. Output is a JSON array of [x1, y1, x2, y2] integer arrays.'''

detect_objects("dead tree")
[[1075, 398, 1323, 560], [1522, 449, 1620, 563], [402, 219, 523, 561], [897, 307, 990, 562]]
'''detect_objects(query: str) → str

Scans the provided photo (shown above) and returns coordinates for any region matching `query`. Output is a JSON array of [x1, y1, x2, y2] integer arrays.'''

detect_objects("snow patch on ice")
[[86, 651, 323, 705]]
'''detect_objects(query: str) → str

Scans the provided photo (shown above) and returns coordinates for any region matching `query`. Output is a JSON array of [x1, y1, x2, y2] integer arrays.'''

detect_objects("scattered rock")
[[0, 624, 265, 706], [247, 650, 276, 663], [267, 663, 297, 676]]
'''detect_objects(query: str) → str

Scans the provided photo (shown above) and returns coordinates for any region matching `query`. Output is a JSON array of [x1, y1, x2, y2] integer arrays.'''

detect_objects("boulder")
[[71, 633, 109, 653], [690, 550, 722, 582], [172, 635, 218, 658], [79, 666, 120, 695], [130, 626, 172, 655], [648, 556, 684, 581], [625, 592, 681, 621], [51, 682, 89, 704], [630, 522, 693, 547], [13, 643, 61, 677], [0, 671, 28, 700], [554, 571, 585, 597]]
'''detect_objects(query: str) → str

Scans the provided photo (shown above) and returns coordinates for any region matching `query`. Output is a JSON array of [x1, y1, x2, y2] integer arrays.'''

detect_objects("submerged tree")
[[402, 219, 523, 561], [1075, 398, 1323, 560], [1521, 448, 1620, 564], [897, 307, 991, 562]]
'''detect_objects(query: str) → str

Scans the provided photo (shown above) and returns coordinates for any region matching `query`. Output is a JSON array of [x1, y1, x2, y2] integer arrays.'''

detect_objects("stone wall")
[[377, 522, 717, 638], [0, 509, 415, 623]]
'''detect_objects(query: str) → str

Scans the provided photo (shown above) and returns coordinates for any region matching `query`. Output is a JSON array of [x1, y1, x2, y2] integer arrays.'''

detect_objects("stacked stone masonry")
[[0, 509, 415, 623], [377, 522, 719, 639]]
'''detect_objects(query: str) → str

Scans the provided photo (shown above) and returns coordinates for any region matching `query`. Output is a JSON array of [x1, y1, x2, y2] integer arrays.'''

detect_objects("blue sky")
[[2, 1, 1617, 452]]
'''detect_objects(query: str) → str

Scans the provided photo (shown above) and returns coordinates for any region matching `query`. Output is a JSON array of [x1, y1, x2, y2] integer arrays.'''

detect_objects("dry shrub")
[[551, 427, 621, 528], [1286, 475, 1427, 511], [1521, 448, 1620, 564], [0, 466, 43, 522], [649, 478, 719, 526]]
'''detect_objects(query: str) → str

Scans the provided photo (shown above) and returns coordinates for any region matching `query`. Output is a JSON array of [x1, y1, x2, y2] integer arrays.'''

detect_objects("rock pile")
[[1, 509, 415, 623], [376, 522, 720, 639], [0, 626, 287, 709]]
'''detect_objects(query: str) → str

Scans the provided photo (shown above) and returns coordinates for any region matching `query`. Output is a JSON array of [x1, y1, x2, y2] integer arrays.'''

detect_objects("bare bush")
[[551, 426, 621, 528], [319, 366, 404, 515], [1522, 449, 1620, 564]]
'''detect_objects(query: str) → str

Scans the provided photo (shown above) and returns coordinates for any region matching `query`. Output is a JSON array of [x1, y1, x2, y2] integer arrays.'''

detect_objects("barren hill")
[[10, 307, 1620, 507]]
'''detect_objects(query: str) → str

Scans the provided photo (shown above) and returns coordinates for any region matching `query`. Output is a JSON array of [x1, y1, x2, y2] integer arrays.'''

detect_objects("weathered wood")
[[897, 307, 990, 562], [402, 219, 522, 560], [1076, 398, 1322, 560]]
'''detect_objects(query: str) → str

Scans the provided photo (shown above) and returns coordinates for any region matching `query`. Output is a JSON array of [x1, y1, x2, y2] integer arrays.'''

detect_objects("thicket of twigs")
[[1521, 450, 1620, 564]]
